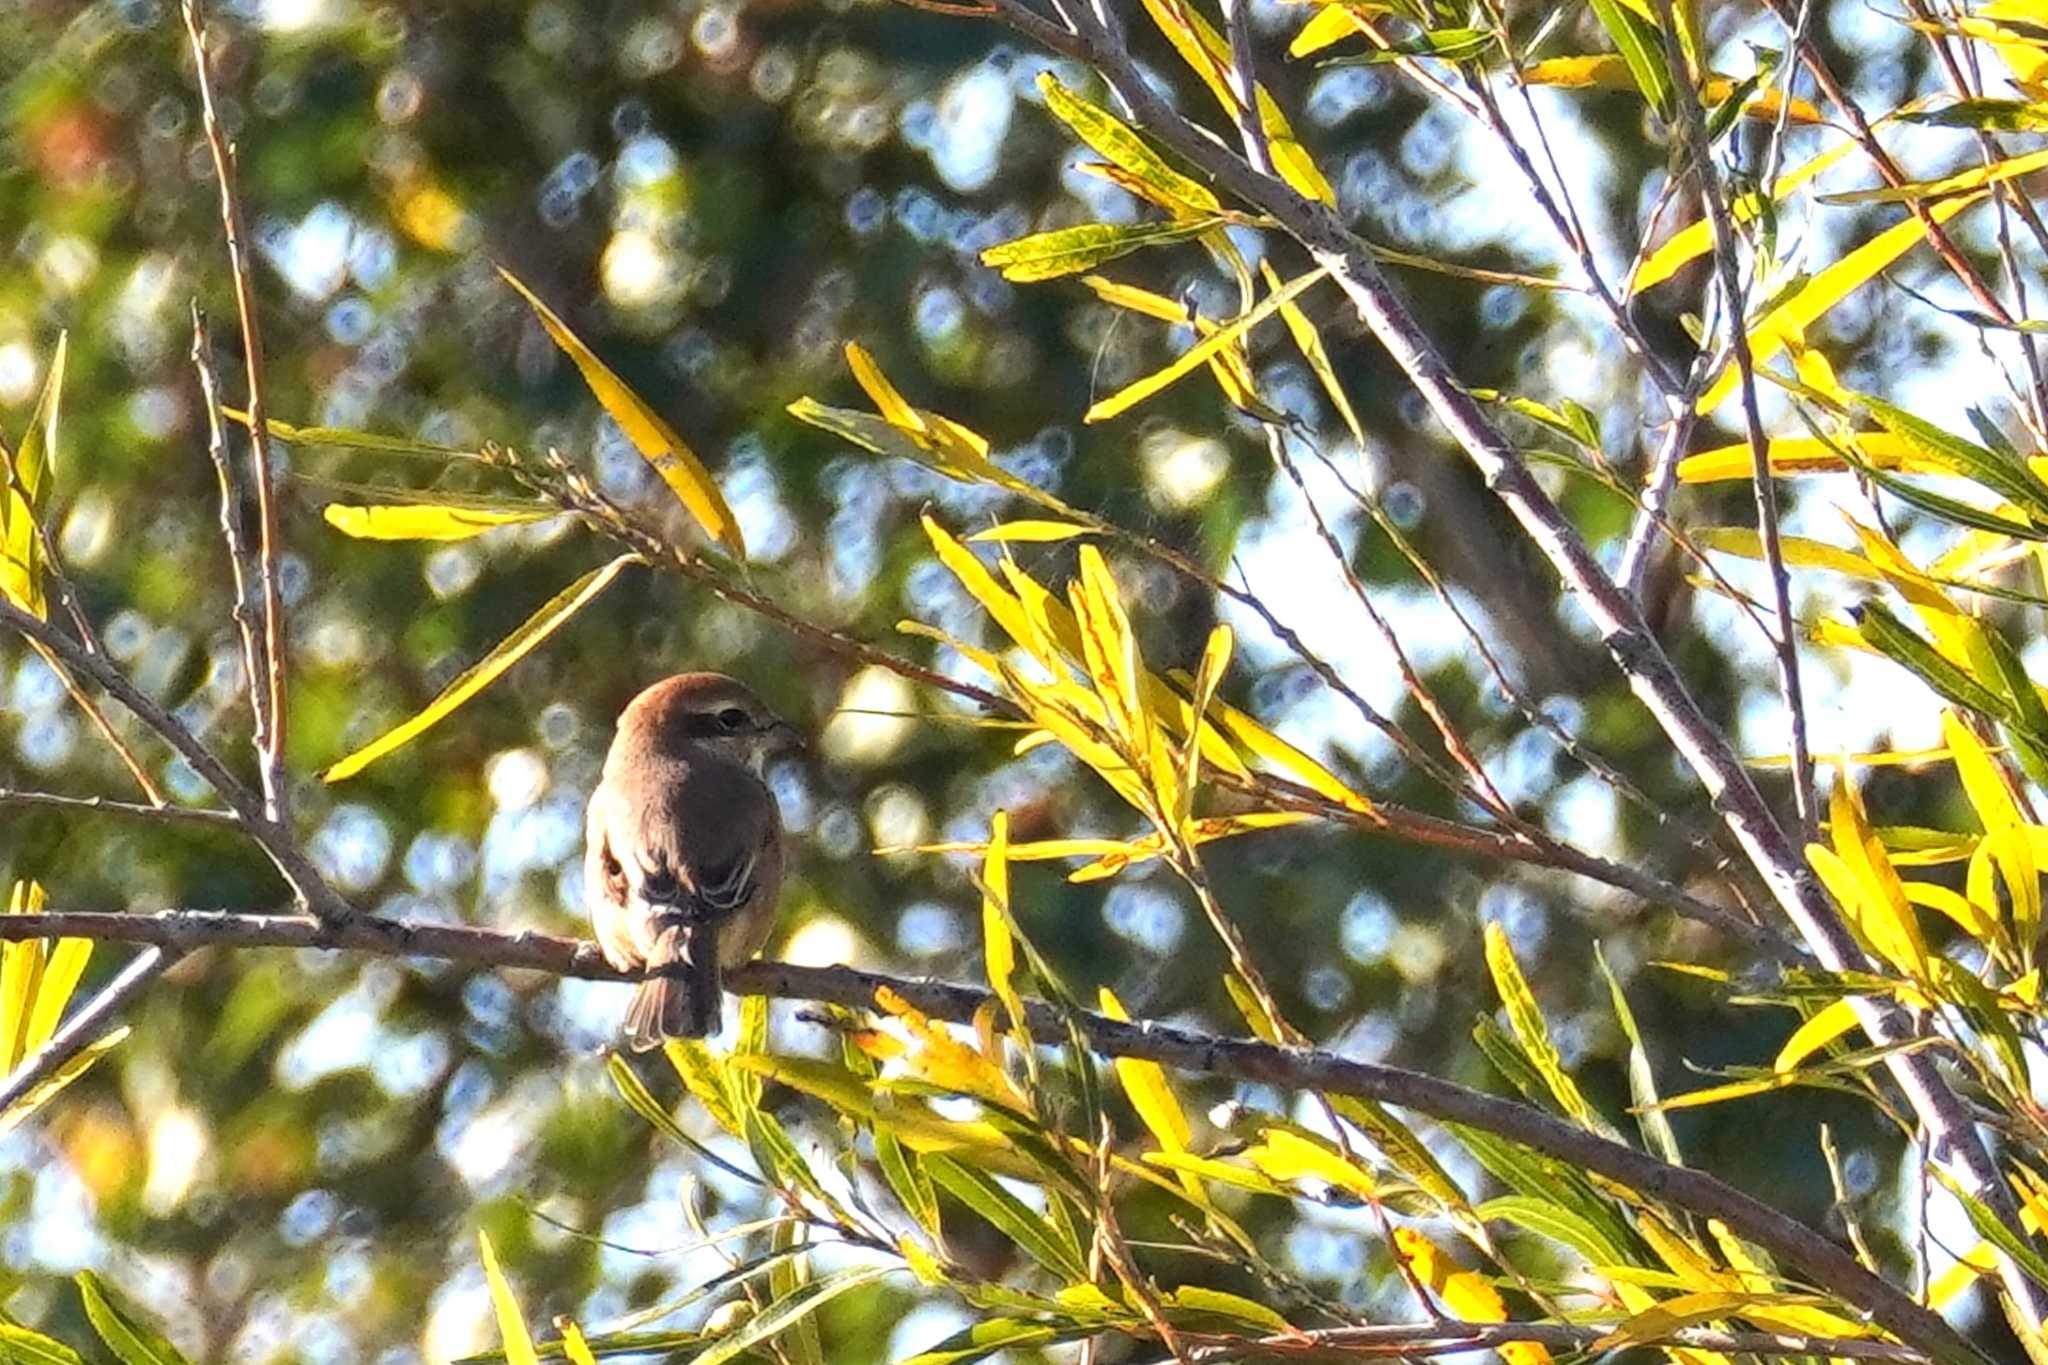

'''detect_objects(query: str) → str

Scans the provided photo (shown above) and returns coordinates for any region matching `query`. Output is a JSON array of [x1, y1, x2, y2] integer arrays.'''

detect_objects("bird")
[[584, 672, 793, 1049]]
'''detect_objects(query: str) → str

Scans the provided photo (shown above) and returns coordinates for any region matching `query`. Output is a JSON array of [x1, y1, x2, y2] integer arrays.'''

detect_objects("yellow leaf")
[[1393, 1225, 1544, 1363], [0, 1026, 126, 1139], [497, 267, 745, 557], [1164, 1286, 1292, 1332], [1177, 624, 1233, 827], [1, 332, 64, 617], [1086, 267, 1331, 422], [729, 1053, 1031, 1175], [845, 340, 925, 434], [1635, 135, 1863, 293], [559, 1321, 599, 1365], [1945, 710, 2023, 832], [966, 520, 1093, 544], [1081, 274, 1192, 323], [1774, 998, 1861, 1073], [1142, 1149, 1291, 1196], [1903, 879, 2000, 939], [324, 555, 637, 781], [1679, 433, 1922, 485], [1697, 194, 1987, 411], [478, 1231, 540, 1365], [1289, 5, 1365, 57], [1811, 775, 1930, 977], [1695, 527, 1885, 582], [1261, 258, 1364, 447], [1139, 0, 1334, 204], [874, 986, 1027, 1111], [321, 503, 556, 540], [1245, 1127, 1375, 1200], [1593, 1291, 1801, 1351], [1209, 696, 1372, 812], [1485, 923, 1602, 1129], [1821, 145, 2048, 205], [1100, 987, 1193, 1152], [981, 811, 1025, 1038]]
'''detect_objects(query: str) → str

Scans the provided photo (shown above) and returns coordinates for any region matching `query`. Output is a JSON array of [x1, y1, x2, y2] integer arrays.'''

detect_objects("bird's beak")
[[767, 718, 806, 758]]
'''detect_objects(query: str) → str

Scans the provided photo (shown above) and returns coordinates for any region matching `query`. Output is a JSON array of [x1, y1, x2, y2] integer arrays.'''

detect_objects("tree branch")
[[1182, 1320, 1925, 1363], [0, 906, 1979, 1365]]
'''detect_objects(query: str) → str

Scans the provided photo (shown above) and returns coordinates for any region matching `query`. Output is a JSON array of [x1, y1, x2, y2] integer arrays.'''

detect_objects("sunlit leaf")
[[478, 1231, 540, 1365], [981, 219, 1225, 282], [1586, 0, 1673, 120], [1244, 1127, 1375, 1200], [1, 331, 63, 617], [925, 1155, 1088, 1281], [323, 554, 637, 781], [0, 1322, 85, 1365], [1039, 75, 1220, 216], [1099, 987, 1193, 1154], [497, 267, 744, 556], [1485, 924, 1610, 1134], [1086, 267, 1330, 422], [1676, 433, 1917, 482], [1821, 146, 2048, 205], [690, 1265, 899, 1365], [1697, 194, 1986, 411], [76, 1271, 192, 1365], [322, 503, 556, 540], [965, 520, 1093, 543]]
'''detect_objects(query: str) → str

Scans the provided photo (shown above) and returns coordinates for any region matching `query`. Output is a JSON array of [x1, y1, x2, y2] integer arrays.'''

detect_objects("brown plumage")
[[584, 673, 791, 1049]]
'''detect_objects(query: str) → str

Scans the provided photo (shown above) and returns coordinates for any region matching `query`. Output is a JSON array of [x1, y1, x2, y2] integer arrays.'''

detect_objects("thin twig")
[[182, 0, 287, 820], [1617, 397, 1703, 602], [0, 906, 1977, 1365], [190, 306, 271, 772], [1645, 0, 1816, 840], [0, 598, 343, 919], [1217, 0, 1271, 179], [0, 788, 239, 827]]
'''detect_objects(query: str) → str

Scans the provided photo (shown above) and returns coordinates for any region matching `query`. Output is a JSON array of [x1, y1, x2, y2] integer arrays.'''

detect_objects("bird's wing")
[[624, 756, 777, 922]]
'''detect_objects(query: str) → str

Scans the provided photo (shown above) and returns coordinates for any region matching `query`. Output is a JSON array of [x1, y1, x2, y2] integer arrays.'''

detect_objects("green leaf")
[[1902, 98, 2048, 131], [0, 1322, 87, 1365], [606, 1052, 762, 1187], [497, 267, 745, 557], [925, 1154, 1089, 1282], [1478, 1195, 1626, 1266], [688, 1264, 898, 1365], [226, 411, 480, 460], [323, 554, 637, 781], [478, 1231, 540, 1365], [1484, 924, 1612, 1135], [980, 219, 1226, 282], [1598, 945, 1680, 1165], [1038, 76, 1219, 216], [1588, 0, 1674, 121], [893, 1318, 1081, 1365], [1085, 266, 1330, 422], [322, 503, 558, 540], [1855, 602, 2016, 725], [75, 1271, 192, 1365]]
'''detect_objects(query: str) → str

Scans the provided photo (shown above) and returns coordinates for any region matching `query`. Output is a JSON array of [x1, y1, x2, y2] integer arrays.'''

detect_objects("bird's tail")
[[623, 922, 722, 1050]]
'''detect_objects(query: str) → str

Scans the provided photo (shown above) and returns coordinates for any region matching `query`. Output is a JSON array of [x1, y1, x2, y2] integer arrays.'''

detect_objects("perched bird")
[[584, 673, 793, 1049]]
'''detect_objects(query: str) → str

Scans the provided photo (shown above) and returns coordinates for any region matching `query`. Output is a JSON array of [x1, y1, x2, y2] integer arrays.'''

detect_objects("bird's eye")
[[716, 707, 749, 732]]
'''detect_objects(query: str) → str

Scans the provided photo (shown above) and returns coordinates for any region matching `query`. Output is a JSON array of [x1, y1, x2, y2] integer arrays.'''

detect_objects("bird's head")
[[624, 672, 800, 774]]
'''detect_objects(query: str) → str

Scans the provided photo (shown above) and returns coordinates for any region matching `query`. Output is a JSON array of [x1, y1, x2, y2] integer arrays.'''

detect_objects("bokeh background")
[[0, 0, 2017, 1359]]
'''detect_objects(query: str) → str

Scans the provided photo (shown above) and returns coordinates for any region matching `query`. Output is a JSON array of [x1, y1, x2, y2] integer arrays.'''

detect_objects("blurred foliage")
[[3, 0, 2045, 1360]]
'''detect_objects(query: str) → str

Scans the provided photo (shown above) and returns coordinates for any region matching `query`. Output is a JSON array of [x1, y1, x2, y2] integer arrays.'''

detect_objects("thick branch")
[[0, 907, 1977, 1365]]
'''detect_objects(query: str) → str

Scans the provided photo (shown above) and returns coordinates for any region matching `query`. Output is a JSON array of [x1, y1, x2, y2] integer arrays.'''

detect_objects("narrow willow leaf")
[[1081, 274, 1191, 323], [497, 267, 744, 556], [1164, 1286, 1291, 1332], [1, 332, 64, 616], [1261, 258, 1364, 446], [1594, 1291, 1818, 1350], [1086, 267, 1330, 421], [1137, 0, 1334, 204], [1775, 998, 1862, 1073], [894, 1319, 1081, 1365], [1676, 433, 1916, 482], [689, 1265, 898, 1365], [1821, 145, 2048, 205], [981, 218, 1224, 282], [1903, 98, 2048, 131], [0, 1027, 127, 1139], [1039, 75, 1219, 215], [966, 520, 1092, 543], [1484, 924, 1610, 1134], [558, 1322, 598, 1365], [76, 1271, 192, 1365], [1289, 4, 1362, 57], [322, 503, 557, 540], [227, 411, 479, 460], [1587, 0, 1673, 120], [1929, 1171, 2048, 1303], [981, 811, 1026, 1042], [1697, 193, 1986, 411], [925, 1155, 1089, 1281], [1478, 1195, 1624, 1266], [478, 1232, 541, 1365], [324, 554, 637, 781], [1855, 601, 2015, 724], [0, 1323, 85, 1365], [1597, 946, 1680, 1165], [1245, 1126, 1376, 1200], [1098, 987, 1193, 1153]]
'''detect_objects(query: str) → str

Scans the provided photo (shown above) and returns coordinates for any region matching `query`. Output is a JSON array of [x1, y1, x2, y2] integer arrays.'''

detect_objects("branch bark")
[[0, 906, 1979, 1365]]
